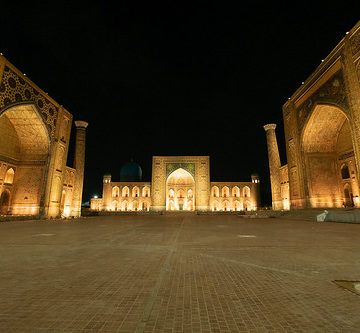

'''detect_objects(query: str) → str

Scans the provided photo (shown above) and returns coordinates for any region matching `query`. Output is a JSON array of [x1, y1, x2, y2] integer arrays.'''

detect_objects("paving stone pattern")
[[0, 215, 360, 332]]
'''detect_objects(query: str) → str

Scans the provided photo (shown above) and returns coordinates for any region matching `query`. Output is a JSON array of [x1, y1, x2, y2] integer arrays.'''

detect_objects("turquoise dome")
[[120, 161, 142, 181]]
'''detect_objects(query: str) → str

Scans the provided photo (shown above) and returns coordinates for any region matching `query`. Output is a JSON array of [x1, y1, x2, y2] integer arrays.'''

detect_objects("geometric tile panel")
[[297, 71, 349, 130], [0, 65, 58, 138]]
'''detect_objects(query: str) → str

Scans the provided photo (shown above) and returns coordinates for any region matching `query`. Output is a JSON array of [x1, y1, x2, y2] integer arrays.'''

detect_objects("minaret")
[[102, 174, 112, 211], [263, 124, 282, 210], [71, 120, 88, 217], [251, 173, 261, 209]]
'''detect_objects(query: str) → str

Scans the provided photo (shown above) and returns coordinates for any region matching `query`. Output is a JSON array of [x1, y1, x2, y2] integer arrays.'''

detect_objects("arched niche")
[[302, 104, 358, 207], [0, 104, 50, 215], [166, 168, 195, 211], [0, 189, 11, 215]]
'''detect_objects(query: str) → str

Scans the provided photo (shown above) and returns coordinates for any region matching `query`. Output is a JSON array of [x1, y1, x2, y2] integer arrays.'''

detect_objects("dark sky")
[[0, 2, 359, 205]]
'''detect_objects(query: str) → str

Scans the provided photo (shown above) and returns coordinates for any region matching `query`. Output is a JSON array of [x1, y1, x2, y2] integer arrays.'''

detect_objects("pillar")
[[71, 120, 88, 217], [263, 124, 282, 210]]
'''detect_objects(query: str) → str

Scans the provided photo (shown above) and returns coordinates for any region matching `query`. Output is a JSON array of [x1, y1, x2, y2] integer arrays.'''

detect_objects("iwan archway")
[[0, 55, 88, 217], [0, 104, 50, 215], [151, 156, 210, 211], [302, 104, 360, 208], [265, 21, 360, 210], [166, 168, 195, 211]]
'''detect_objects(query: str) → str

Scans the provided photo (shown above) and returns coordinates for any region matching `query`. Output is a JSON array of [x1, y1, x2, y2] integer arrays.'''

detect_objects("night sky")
[[0, 3, 358, 206]]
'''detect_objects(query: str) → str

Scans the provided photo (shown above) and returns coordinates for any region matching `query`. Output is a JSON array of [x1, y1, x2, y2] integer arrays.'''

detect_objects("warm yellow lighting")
[[354, 196, 360, 207], [64, 206, 71, 217], [4, 168, 15, 184], [283, 198, 290, 210]]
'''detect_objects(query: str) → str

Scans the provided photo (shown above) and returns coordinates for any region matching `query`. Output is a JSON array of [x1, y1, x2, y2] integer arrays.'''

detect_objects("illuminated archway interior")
[[166, 168, 195, 211], [0, 104, 49, 215], [302, 105, 359, 207]]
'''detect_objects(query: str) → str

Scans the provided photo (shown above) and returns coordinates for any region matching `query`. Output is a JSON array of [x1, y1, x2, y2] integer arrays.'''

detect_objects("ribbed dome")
[[120, 161, 142, 181]]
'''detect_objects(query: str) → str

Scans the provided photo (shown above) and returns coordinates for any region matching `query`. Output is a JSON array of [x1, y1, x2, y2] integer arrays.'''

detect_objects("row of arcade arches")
[[211, 186, 250, 198], [211, 200, 253, 211], [111, 200, 150, 211], [112, 186, 150, 198]]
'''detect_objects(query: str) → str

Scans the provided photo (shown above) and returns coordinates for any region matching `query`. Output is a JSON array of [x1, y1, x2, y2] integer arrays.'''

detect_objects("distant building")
[[0, 56, 87, 217], [265, 21, 360, 210], [91, 156, 260, 212]]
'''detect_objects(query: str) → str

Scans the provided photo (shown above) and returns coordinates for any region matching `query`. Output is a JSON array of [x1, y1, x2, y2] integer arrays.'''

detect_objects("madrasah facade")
[[265, 21, 360, 210], [91, 156, 261, 212], [0, 55, 87, 218]]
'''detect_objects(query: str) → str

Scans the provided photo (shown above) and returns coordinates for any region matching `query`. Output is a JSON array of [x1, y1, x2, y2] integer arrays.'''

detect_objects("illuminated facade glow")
[[265, 21, 360, 210], [0, 55, 87, 218], [91, 156, 261, 212]]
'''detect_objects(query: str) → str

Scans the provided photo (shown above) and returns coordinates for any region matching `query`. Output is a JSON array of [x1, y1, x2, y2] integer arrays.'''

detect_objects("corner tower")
[[251, 173, 261, 209]]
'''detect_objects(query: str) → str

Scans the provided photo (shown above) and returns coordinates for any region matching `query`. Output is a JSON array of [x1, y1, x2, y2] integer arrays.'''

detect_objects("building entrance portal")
[[166, 168, 195, 211], [302, 105, 359, 208], [0, 104, 50, 215]]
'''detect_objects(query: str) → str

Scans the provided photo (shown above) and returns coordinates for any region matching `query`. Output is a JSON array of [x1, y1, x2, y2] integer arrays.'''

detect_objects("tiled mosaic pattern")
[[0, 65, 58, 137]]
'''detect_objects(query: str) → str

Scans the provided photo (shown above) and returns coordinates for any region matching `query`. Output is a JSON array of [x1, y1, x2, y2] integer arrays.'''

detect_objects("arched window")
[[222, 186, 229, 198], [4, 168, 15, 184], [112, 186, 120, 198], [243, 186, 251, 198], [112, 200, 118, 211], [132, 186, 140, 197], [341, 165, 350, 179], [132, 201, 138, 211], [222, 200, 230, 211], [122, 200, 128, 211], [142, 186, 150, 197], [212, 200, 219, 211], [139, 201, 148, 211], [232, 186, 240, 197], [211, 186, 219, 197], [122, 186, 129, 197]]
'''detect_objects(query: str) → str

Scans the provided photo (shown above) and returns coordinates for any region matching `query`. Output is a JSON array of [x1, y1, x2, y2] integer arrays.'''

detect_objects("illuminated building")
[[0, 55, 87, 218], [265, 21, 360, 210], [91, 156, 260, 212]]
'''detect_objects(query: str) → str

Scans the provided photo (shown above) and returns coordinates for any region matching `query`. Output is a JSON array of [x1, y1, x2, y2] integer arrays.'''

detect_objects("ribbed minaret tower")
[[263, 124, 282, 210], [71, 120, 88, 217]]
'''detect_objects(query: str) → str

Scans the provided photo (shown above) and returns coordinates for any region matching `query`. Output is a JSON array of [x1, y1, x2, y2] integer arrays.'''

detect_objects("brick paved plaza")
[[0, 214, 360, 332]]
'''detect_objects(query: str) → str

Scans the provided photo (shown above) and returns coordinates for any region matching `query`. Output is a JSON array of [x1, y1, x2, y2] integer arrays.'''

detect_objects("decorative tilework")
[[0, 66, 58, 137], [166, 162, 196, 178]]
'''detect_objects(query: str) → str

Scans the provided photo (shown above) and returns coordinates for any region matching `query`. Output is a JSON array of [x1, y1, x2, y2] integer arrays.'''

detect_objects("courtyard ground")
[[0, 214, 360, 332]]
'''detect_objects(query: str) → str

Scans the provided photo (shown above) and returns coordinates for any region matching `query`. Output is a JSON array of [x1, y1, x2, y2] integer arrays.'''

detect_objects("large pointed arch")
[[0, 103, 50, 161], [166, 168, 195, 211], [0, 103, 51, 215], [301, 104, 358, 207]]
